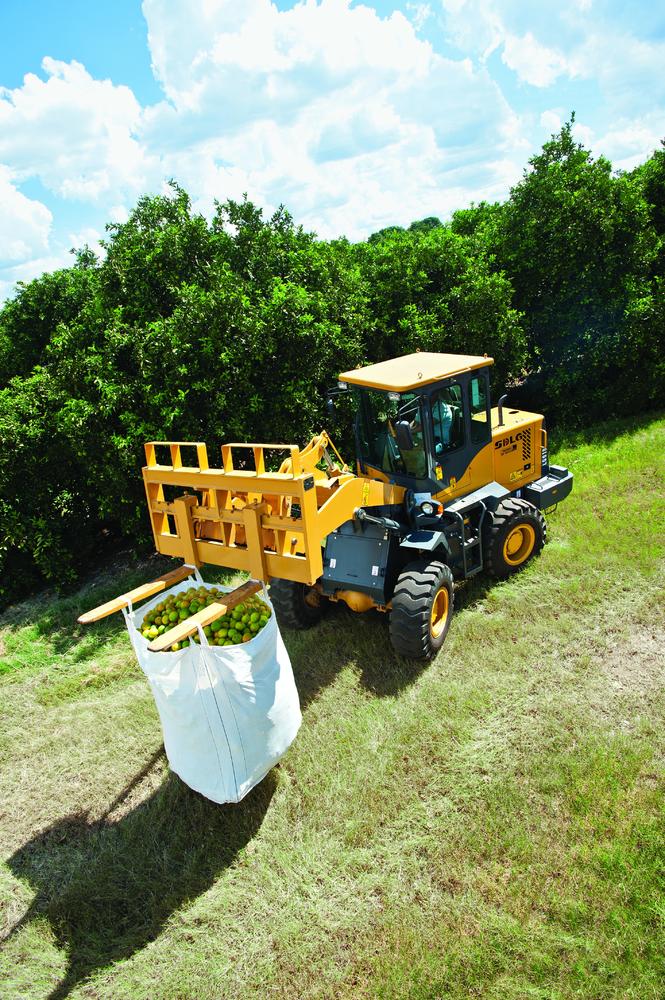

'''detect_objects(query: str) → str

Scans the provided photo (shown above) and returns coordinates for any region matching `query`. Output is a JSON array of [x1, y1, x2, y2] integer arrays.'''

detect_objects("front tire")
[[389, 559, 455, 661], [269, 578, 323, 629], [486, 498, 546, 579]]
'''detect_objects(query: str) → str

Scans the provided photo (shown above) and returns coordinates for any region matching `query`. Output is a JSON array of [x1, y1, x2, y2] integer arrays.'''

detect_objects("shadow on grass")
[[0, 553, 247, 666], [6, 754, 276, 1000], [284, 600, 422, 703], [284, 570, 499, 705], [0, 553, 179, 660]]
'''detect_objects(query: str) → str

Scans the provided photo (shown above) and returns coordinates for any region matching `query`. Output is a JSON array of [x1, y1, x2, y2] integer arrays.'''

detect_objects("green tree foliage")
[[0, 190, 371, 600], [356, 225, 524, 391], [408, 216, 442, 233], [635, 140, 665, 259], [496, 120, 661, 421], [0, 253, 97, 386], [0, 127, 663, 602]]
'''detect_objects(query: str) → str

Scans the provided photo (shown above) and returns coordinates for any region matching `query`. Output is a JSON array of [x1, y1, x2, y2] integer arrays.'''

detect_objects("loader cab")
[[339, 352, 494, 493]]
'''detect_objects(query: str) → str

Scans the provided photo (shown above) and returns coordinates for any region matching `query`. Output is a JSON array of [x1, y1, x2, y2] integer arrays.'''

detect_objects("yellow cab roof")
[[339, 352, 493, 392]]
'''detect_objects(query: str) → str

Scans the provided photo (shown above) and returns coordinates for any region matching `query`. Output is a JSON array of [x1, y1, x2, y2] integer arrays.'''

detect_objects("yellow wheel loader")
[[133, 352, 572, 660]]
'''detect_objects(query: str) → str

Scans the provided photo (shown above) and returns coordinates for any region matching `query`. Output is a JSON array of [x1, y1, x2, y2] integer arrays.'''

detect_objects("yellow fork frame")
[[142, 434, 403, 586]]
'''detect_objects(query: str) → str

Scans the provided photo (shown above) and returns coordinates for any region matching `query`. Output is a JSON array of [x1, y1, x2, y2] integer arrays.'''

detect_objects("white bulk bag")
[[123, 574, 301, 803]]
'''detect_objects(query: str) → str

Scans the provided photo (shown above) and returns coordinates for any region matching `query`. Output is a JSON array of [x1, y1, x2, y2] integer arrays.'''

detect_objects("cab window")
[[431, 383, 465, 458], [356, 388, 427, 478], [468, 375, 490, 444]]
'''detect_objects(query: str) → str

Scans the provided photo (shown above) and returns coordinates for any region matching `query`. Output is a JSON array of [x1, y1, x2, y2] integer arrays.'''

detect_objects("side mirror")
[[326, 397, 335, 418], [395, 420, 414, 451]]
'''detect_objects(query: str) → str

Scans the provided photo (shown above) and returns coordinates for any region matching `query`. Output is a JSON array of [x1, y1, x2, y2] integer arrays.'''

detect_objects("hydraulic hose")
[[354, 507, 402, 532]]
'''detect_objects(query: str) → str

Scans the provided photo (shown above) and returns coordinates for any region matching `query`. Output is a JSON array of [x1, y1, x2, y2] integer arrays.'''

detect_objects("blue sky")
[[1, 0, 663, 300]]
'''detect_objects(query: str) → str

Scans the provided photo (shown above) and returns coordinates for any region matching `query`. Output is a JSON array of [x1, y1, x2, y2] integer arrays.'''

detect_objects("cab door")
[[430, 371, 493, 503]]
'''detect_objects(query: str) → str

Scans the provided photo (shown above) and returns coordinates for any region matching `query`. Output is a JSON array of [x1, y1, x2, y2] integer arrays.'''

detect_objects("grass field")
[[1, 413, 664, 1000]]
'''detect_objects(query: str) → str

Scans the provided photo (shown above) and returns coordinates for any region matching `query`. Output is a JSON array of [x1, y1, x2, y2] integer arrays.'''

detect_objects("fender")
[[400, 529, 450, 554]]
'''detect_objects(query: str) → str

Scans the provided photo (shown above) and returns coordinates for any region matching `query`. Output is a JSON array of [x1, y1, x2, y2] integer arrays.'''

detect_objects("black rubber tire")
[[486, 497, 546, 579], [269, 578, 324, 629], [389, 559, 455, 661]]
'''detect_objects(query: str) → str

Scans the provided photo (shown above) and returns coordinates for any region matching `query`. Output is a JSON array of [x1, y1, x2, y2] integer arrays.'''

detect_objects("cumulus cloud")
[[406, 3, 433, 31], [502, 32, 575, 87], [0, 0, 663, 301], [0, 167, 52, 264], [440, 0, 665, 110], [0, 57, 152, 201], [0, 250, 72, 303], [593, 114, 665, 171], [540, 109, 562, 133], [573, 31, 665, 111], [140, 0, 524, 237]]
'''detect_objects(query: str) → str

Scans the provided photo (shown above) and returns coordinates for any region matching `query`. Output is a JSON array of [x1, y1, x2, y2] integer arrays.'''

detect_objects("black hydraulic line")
[[354, 507, 402, 532]]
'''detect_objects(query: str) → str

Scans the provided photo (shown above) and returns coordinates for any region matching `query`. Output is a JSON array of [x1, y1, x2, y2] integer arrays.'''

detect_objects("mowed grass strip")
[[0, 414, 663, 999]]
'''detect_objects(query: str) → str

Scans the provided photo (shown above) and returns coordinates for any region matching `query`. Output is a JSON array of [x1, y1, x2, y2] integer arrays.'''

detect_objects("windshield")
[[356, 388, 428, 478]]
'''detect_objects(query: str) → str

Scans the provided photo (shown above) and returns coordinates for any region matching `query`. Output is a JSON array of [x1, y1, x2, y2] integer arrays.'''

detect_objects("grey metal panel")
[[400, 530, 449, 552], [447, 481, 509, 512], [322, 522, 391, 601]]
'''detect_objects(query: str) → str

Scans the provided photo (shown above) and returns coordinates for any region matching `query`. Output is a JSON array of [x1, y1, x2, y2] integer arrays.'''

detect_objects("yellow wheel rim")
[[502, 523, 536, 566], [430, 586, 449, 638]]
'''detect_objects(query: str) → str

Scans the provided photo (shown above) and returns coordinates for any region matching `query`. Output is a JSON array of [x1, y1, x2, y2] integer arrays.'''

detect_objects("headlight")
[[420, 501, 435, 516]]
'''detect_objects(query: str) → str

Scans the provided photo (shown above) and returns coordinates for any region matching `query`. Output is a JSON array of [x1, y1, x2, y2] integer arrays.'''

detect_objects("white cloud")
[[572, 119, 594, 147], [593, 114, 665, 171], [0, 0, 663, 302], [149, 0, 431, 85], [540, 109, 562, 133], [140, 0, 525, 238], [440, 0, 665, 109], [0, 250, 72, 303], [68, 226, 103, 252], [0, 166, 52, 264], [109, 204, 130, 224], [573, 31, 665, 111], [406, 3, 433, 31], [502, 32, 574, 87], [0, 57, 152, 202]]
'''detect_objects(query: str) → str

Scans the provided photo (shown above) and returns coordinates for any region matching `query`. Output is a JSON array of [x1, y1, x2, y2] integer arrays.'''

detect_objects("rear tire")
[[486, 498, 546, 579], [269, 578, 323, 629], [389, 559, 454, 661]]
